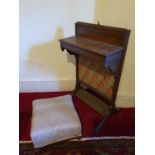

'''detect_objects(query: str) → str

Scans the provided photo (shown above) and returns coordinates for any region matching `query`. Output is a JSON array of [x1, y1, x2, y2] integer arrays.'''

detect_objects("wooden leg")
[[94, 110, 112, 135]]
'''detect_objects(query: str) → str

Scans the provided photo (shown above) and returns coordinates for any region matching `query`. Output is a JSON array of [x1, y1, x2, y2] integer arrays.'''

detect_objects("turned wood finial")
[[97, 21, 100, 25]]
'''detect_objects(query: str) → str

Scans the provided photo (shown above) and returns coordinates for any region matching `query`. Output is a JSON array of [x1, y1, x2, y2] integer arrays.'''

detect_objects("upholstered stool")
[[30, 95, 81, 148]]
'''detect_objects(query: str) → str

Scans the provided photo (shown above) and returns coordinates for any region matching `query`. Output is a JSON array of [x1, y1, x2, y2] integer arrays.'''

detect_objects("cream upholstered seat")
[[30, 95, 81, 148]]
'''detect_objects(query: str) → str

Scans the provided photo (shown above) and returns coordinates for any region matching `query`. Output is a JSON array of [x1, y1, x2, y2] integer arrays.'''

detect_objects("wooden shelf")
[[60, 36, 123, 72], [60, 36, 123, 57], [75, 89, 111, 117]]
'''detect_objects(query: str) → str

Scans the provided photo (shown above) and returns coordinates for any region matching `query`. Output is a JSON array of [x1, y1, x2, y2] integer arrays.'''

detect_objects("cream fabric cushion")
[[30, 95, 81, 148]]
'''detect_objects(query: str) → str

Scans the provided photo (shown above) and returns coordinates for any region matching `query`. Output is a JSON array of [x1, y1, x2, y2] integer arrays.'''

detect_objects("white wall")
[[19, 0, 95, 91], [94, 0, 135, 107]]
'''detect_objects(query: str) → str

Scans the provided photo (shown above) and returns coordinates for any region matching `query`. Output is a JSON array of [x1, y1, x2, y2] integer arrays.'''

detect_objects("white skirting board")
[[115, 95, 135, 108], [19, 80, 135, 107], [19, 80, 76, 92]]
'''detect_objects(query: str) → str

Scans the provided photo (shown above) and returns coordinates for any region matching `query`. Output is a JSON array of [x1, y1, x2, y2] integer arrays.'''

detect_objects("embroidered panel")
[[78, 56, 115, 99]]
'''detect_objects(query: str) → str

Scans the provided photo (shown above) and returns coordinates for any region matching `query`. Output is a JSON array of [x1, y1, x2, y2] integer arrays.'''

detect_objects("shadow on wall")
[[28, 27, 75, 77], [66, 52, 76, 66], [28, 27, 63, 68]]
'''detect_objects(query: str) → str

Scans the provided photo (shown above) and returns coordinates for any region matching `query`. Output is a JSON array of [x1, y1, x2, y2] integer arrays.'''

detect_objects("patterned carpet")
[[20, 138, 135, 155]]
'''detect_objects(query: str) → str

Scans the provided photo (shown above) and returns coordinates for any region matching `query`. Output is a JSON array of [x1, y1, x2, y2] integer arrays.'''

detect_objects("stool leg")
[[94, 115, 110, 135]]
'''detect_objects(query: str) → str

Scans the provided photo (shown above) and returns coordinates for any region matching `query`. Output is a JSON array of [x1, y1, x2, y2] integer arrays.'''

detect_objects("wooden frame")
[[59, 22, 130, 134]]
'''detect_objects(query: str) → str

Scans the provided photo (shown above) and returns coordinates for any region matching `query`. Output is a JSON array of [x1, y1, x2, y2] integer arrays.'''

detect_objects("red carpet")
[[19, 92, 135, 141]]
